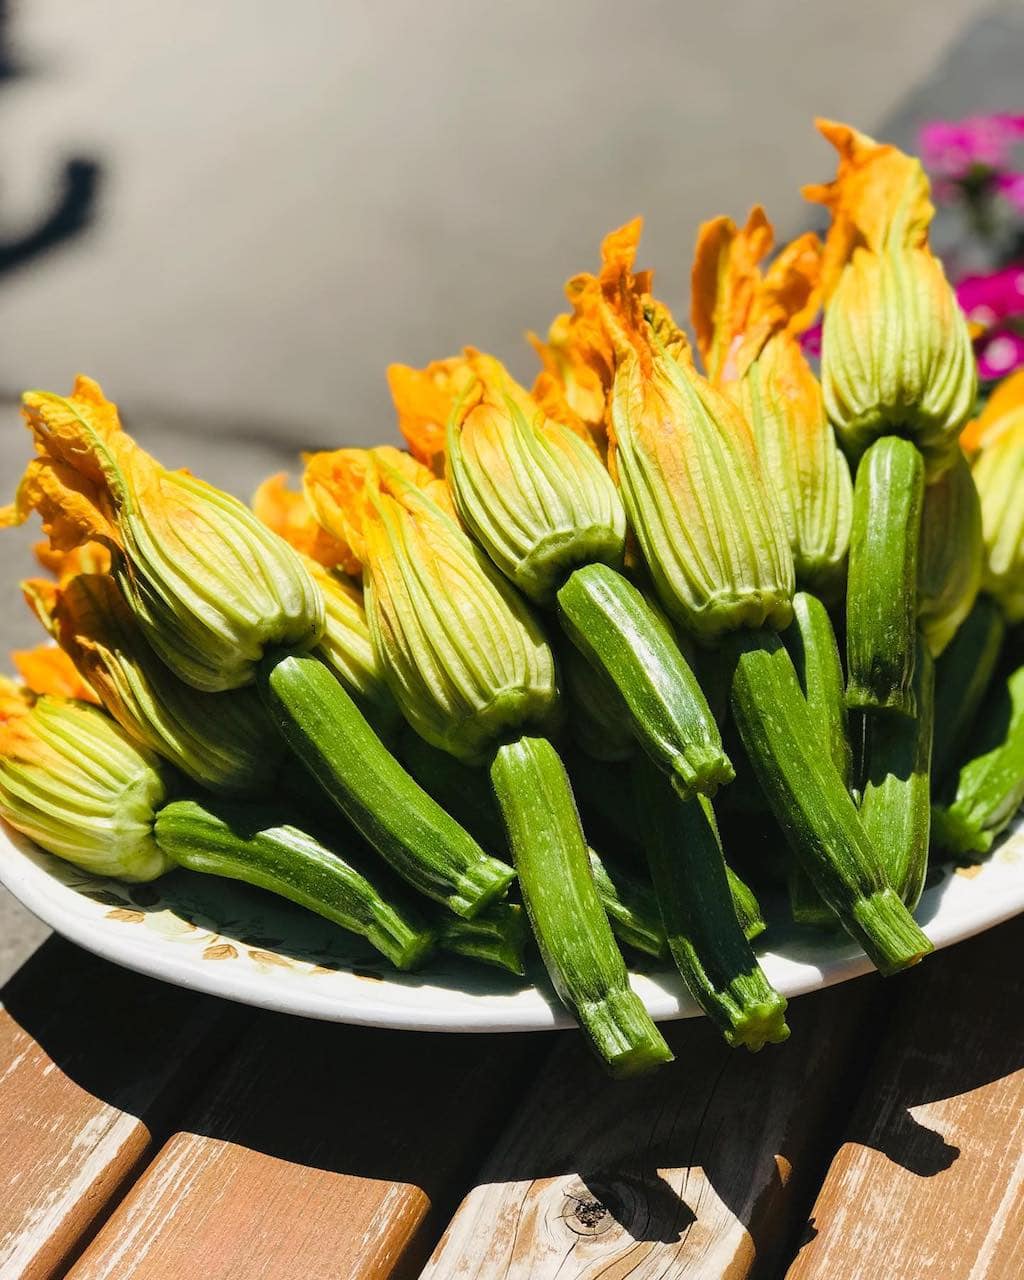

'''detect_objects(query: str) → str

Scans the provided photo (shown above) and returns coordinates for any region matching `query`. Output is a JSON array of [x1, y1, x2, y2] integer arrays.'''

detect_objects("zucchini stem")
[[932, 594, 1006, 783], [932, 661, 1024, 857], [860, 635, 934, 909], [783, 591, 853, 927], [258, 651, 514, 918], [490, 736, 672, 1076], [632, 757, 789, 1050], [846, 437, 925, 716], [725, 629, 933, 975], [437, 902, 529, 976], [154, 797, 437, 970], [557, 563, 733, 800]]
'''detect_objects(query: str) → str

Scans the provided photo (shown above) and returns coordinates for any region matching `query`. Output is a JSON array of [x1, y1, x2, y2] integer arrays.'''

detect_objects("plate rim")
[[2, 816, 1023, 1032]]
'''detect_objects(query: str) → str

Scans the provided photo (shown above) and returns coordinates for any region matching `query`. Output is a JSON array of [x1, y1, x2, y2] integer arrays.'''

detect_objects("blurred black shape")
[[0, 1, 21, 81], [0, 158, 102, 276], [0, 2, 104, 277]]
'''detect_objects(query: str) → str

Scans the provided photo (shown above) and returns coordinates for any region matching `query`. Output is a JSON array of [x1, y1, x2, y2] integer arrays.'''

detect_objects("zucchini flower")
[[805, 120, 976, 475], [1, 376, 324, 691], [562, 219, 931, 978], [0, 681, 437, 968], [303, 443, 671, 1074], [253, 474, 398, 729], [302, 446, 557, 762], [691, 207, 853, 600], [528, 304, 614, 452], [917, 452, 983, 656], [0, 683, 173, 881], [583, 219, 795, 640], [22, 572, 283, 796], [390, 348, 626, 603], [389, 344, 731, 801], [967, 373, 1024, 624]]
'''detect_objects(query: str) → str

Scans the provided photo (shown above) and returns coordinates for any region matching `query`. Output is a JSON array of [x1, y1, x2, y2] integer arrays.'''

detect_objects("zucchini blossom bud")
[[253, 474, 398, 727], [917, 452, 983, 656], [302, 447, 558, 762], [22, 572, 282, 796], [805, 120, 976, 475], [0, 683, 172, 881], [1, 376, 324, 692], [389, 349, 626, 602], [581, 219, 794, 640], [966, 373, 1024, 624], [691, 207, 852, 600]]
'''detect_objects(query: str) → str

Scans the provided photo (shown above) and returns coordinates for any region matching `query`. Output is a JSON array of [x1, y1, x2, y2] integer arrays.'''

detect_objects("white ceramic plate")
[[2, 815, 1022, 1032]]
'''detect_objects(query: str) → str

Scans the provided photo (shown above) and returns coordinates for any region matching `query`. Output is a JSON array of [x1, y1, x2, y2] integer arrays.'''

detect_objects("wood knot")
[[560, 1178, 615, 1237]]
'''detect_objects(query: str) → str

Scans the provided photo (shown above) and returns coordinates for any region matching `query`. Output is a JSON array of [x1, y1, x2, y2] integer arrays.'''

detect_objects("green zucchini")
[[783, 591, 853, 927], [932, 661, 1024, 856], [154, 797, 436, 970], [860, 635, 934, 909], [557, 563, 734, 800], [399, 728, 671, 958], [846, 437, 925, 716], [562, 745, 643, 858], [726, 629, 933, 975], [916, 451, 983, 658], [561, 639, 637, 763], [932, 594, 1007, 783], [437, 902, 529, 976], [631, 756, 789, 1050], [490, 736, 672, 1076], [727, 863, 766, 942], [587, 847, 668, 960], [258, 651, 514, 918]]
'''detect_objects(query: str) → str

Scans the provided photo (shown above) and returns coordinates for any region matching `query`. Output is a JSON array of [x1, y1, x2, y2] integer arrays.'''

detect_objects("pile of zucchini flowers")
[[2, 119, 1022, 1079]]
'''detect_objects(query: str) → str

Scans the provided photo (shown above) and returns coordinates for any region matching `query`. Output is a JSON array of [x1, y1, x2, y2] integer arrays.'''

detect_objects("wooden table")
[[1, 914, 1022, 1280]]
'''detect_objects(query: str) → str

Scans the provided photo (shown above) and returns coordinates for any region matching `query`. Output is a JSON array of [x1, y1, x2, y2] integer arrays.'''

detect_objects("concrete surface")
[[0, 0, 1019, 984]]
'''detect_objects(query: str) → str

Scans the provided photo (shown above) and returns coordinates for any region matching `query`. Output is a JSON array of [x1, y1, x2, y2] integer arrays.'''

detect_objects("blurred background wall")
[[1, 0, 1022, 976]]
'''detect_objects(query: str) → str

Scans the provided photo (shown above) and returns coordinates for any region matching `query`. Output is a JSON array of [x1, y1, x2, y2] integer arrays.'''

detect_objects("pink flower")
[[919, 113, 1024, 180], [956, 266, 1024, 328], [799, 319, 822, 359], [995, 171, 1024, 213], [976, 327, 1024, 381]]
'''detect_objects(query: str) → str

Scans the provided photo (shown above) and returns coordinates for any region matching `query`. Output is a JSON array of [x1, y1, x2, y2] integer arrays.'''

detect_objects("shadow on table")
[[3, 917, 1022, 1273]]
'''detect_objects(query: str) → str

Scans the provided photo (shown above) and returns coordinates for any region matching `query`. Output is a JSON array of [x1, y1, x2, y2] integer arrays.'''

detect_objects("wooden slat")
[[785, 914, 1024, 1279], [421, 977, 882, 1279], [67, 1017, 548, 1280], [0, 938, 244, 1280]]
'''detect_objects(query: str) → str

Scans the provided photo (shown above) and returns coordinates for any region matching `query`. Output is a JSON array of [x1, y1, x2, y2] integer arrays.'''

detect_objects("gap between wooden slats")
[[0, 938, 246, 1280], [785, 914, 1024, 1280], [65, 1014, 551, 1280], [420, 975, 885, 1280]]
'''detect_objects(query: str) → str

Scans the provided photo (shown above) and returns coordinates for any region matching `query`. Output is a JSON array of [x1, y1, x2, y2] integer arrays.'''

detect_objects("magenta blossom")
[[976, 328, 1024, 380], [920, 113, 1024, 179], [995, 171, 1024, 213], [956, 266, 1024, 328], [799, 319, 822, 359]]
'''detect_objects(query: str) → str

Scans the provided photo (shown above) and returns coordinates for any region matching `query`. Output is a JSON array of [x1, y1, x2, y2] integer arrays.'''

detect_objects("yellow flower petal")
[[804, 117, 934, 298], [961, 369, 1024, 454], [11, 644, 99, 704]]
